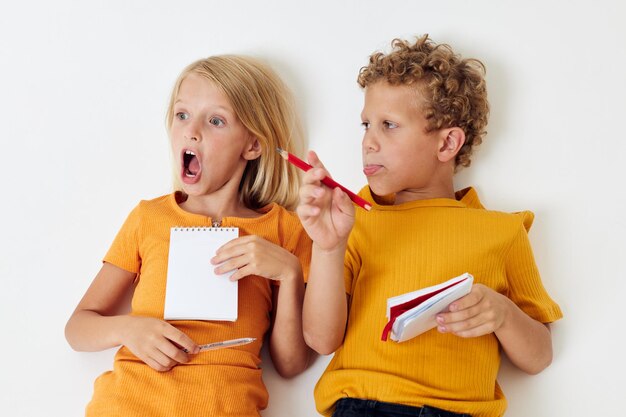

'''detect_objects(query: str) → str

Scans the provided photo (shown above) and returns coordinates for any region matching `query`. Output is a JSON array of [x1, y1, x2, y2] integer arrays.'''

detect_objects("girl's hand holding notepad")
[[211, 235, 302, 283], [297, 150, 356, 251]]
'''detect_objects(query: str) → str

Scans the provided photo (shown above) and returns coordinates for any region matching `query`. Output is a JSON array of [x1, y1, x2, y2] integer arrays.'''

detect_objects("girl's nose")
[[184, 121, 202, 142]]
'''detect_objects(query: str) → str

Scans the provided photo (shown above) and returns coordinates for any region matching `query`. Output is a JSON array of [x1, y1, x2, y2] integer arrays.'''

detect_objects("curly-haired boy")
[[298, 35, 562, 417]]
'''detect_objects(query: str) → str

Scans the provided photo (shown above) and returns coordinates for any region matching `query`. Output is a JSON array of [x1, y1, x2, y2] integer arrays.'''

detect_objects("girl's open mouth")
[[182, 149, 202, 184]]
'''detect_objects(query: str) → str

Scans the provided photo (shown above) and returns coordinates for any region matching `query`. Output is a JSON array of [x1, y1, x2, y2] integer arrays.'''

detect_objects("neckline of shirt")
[[362, 186, 479, 211], [168, 191, 278, 226]]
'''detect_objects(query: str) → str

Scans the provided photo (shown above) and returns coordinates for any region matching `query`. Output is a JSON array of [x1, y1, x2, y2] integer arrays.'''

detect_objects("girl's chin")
[[179, 181, 205, 196]]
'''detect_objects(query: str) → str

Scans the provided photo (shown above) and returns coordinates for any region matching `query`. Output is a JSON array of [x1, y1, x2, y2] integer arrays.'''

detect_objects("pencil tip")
[[276, 147, 288, 159]]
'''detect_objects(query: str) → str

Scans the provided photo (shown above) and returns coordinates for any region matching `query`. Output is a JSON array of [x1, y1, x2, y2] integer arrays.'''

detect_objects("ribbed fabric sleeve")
[[316, 186, 562, 417], [87, 193, 311, 417]]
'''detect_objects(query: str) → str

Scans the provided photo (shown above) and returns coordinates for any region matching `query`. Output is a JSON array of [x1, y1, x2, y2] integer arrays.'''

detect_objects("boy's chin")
[[368, 185, 396, 205]]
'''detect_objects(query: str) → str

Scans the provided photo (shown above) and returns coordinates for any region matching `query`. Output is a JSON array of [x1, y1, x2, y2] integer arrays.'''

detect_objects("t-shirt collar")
[[362, 186, 481, 211]]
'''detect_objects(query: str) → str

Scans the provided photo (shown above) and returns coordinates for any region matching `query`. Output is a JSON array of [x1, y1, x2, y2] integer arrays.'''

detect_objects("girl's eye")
[[176, 112, 189, 121], [384, 121, 398, 129], [361, 121, 370, 130], [209, 117, 225, 127]]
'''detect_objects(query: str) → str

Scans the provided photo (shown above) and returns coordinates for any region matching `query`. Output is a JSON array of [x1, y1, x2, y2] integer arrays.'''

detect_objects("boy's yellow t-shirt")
[[86, 193, 311, 417], [314, 187, 562, 417]]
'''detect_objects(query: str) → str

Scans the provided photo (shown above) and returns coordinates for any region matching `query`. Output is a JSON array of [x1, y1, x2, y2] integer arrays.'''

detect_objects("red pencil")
[[277, 148, 372, 211]]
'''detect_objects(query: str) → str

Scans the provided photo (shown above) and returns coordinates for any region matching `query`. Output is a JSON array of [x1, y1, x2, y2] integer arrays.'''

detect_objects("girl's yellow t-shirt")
[[87, 192, 311, 417]]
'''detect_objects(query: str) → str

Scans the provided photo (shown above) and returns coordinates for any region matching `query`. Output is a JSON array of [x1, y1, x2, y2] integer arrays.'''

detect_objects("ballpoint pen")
[[184, 337, 256, 353]]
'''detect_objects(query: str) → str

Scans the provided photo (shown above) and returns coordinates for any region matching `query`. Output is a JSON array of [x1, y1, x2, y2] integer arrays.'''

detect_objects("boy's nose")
[[362, 131, 379, 152]]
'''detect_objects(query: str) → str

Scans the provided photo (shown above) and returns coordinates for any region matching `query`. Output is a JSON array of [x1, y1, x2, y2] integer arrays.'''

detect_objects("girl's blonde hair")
[[166, 55, 304, 210]]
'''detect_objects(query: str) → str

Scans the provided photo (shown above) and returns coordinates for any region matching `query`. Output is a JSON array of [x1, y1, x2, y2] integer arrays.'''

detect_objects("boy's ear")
[[437, 127, 466, 164], [242, 136, 262, 161]]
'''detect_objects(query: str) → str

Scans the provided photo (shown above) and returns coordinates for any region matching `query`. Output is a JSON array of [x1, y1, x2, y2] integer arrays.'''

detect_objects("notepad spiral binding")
[[172, 227, 237, 232]]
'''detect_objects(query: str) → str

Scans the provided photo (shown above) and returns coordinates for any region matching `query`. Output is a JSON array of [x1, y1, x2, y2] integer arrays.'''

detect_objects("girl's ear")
[[437, 127, 466, 163], [242, 136, 262, 161]]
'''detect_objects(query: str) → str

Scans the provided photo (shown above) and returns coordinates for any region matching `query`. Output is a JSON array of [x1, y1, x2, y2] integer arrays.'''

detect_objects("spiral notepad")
[[164, 227, 239, 321]]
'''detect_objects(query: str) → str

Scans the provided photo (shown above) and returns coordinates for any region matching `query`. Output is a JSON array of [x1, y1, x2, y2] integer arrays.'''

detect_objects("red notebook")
[[381, 273, 474, 342]]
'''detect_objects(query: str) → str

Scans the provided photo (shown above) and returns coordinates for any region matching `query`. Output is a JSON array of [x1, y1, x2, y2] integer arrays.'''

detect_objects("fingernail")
[[449, 303, 457, 311], [436, 315, 444, 323], [438, 326, 446, 332]]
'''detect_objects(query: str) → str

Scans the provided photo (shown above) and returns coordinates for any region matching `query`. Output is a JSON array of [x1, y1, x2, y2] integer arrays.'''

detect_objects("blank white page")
[[164, 227, 239, 321]]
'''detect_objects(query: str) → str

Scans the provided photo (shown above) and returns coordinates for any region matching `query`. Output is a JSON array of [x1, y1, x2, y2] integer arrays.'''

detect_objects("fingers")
[[331, 187, 355, 217], [298, 183, 329, 220], [436, 286, 505, 338], [439, 322, 496, 338], [306, 150, 327, 170], [212, 235, 257, 266], [211, 235, 296, 282], [140, 339, 186, 372], [163, 323, 198, 355], [122, 317, 200, 371], [436, 303, 483, 336], [301, 167, 331, 188], [447, 285, 484, 312], [299, 182, 325, 204], [148, 347, 179, 372], [148, 323, 195, 369], [298, 153, 334, 219], [227, 264, 255, 282], [144, 356, 173, 372], [212, 235, 264, 276]]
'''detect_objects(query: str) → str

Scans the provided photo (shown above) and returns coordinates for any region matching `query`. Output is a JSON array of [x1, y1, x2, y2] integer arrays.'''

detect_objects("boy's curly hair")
[[358, 35, 489, 169]]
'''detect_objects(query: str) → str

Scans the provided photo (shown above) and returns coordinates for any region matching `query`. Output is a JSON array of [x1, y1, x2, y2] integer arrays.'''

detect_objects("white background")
[[1, 1, 625, 416]]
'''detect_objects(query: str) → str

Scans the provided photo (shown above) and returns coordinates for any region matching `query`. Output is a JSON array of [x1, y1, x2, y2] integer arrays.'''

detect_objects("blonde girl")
[[65, 55, 312, 417]]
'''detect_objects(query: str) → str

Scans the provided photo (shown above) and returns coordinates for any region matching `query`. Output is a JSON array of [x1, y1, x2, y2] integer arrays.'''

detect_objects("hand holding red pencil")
[[288, 149, 363, 251], [277, 148, 372, 211]]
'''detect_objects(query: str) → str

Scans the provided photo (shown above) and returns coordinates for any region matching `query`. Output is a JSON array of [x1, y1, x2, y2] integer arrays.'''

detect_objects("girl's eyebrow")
[[173, 100, 233, 114]]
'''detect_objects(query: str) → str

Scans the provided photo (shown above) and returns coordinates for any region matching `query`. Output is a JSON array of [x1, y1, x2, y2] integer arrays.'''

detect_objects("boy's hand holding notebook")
[[382, 273, 474, 342]]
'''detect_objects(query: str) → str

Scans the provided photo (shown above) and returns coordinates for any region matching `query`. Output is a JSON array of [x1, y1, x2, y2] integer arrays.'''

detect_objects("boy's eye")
[[176, 112, 189, 121], [384, 121, 398, 129], [209, 117, 225, 127], [361, 121, 370, 130]]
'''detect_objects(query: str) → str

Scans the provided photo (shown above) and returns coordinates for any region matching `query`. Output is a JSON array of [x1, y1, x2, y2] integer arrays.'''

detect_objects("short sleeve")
[[505, 212, 563, 323], [276, 211, 312, 286], [103, 203, 143, 274]]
